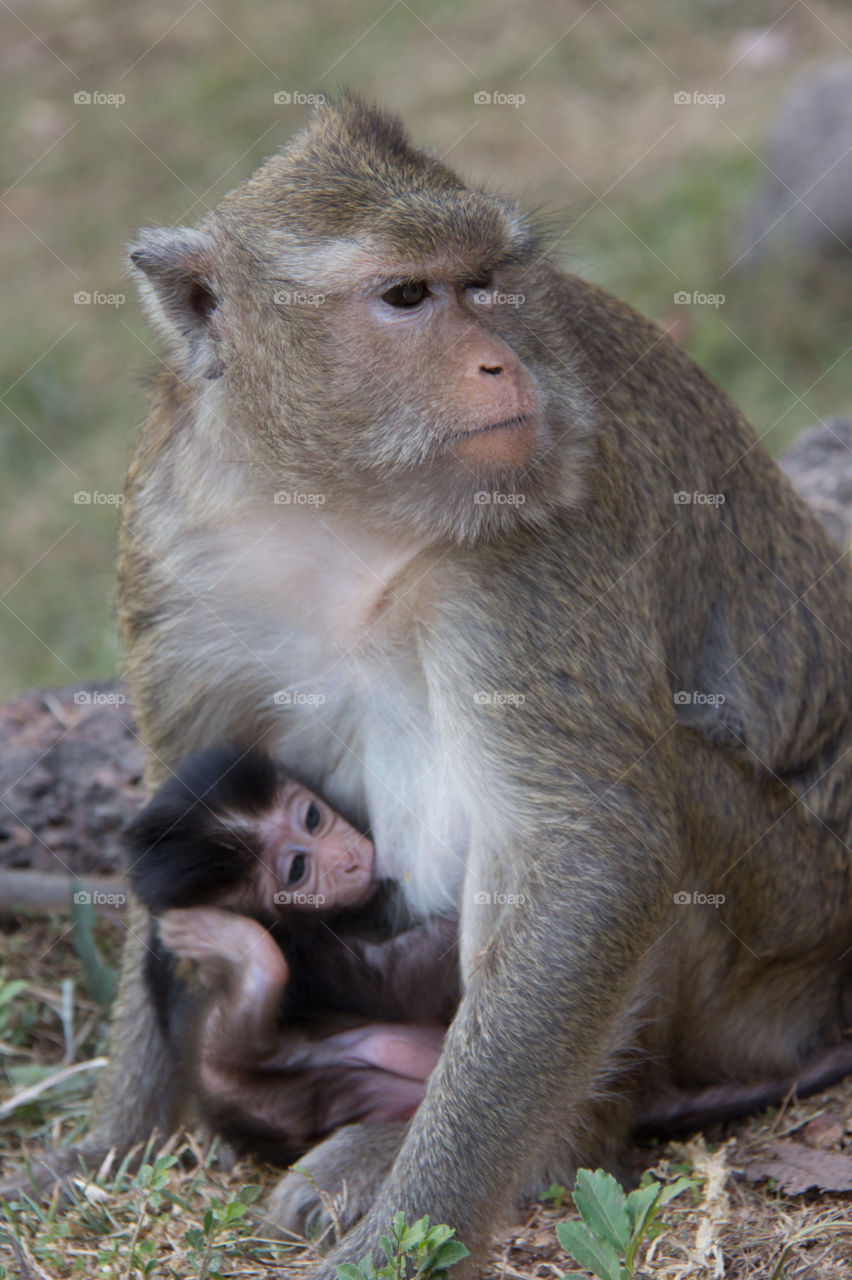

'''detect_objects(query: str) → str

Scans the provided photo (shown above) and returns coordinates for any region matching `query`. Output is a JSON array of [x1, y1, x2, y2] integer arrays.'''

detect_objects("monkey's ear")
[[128, 227, 224, 378]]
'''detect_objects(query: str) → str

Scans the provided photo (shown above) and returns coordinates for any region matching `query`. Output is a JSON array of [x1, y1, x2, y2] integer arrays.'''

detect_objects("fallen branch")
[[0, 1056, 108, 1119], [0, 870, 128, 917]]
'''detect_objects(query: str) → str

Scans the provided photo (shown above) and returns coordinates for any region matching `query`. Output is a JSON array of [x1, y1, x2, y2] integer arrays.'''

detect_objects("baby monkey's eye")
[[288, 852, 307, 884], [305, 801, 321, 834], [466, 272, 493, 291], [382, 280, 429, 308]]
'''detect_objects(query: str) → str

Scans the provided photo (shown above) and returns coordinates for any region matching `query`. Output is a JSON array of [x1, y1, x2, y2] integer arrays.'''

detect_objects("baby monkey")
[[125, 746, 458, 1163]]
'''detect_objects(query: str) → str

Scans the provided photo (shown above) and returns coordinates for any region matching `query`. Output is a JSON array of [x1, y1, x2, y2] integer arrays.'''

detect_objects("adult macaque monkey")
[[12, 94, 851, 1275], [124, 744, 457, 1160]]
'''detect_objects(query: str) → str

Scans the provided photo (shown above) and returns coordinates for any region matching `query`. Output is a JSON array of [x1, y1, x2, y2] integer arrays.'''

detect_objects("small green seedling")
[[183, 1184, 262, 1280], [556, 1167, 695, 1280], [0, 980, 27, 1040], [336, 1213, 469, 1280], [540, 1181, 568, 1210]]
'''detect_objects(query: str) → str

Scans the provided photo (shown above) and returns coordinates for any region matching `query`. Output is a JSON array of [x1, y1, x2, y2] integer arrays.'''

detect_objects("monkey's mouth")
[[451, 413, 535, 442]]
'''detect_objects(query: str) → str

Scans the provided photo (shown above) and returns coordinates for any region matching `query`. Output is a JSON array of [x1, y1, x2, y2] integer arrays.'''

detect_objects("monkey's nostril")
[[480, 363, 503, 376]]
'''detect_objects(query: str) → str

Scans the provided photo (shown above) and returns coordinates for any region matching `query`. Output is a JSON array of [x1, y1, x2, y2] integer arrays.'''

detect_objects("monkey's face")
[[334, 260, 543, 475], [221, 238, 593, 544], [130, 102, 594, 544], [248, 781, 377, 914]]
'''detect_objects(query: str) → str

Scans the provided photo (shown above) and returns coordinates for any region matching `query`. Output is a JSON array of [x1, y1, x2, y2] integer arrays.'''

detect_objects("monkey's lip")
[[357, 877, 380, 905], [451, 413, 536, 442]]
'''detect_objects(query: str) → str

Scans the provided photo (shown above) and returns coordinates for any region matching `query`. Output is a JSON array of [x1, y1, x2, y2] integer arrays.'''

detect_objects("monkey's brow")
[[349, 252, 526, 293], [218, 819, 261, 853]]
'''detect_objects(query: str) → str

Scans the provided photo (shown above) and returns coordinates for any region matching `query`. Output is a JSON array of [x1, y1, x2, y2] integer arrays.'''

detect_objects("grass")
[[3, 911, 852, 1278], [1, 1136, 285, 1279]]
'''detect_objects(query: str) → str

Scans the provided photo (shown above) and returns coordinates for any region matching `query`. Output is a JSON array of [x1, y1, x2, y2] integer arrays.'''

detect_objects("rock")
[[779, 417, 852, 549], [742, 62, 852, 262]]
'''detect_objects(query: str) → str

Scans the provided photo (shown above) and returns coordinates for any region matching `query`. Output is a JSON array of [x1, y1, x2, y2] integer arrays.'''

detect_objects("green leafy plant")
[[112, 1152, 180, 1277], [184, 1185, 262, 1280], [556, 1167, 694, 1280], [336, 1213, 469, 1280]]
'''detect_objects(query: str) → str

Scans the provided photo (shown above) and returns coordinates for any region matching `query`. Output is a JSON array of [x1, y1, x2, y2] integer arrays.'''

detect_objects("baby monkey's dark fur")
[[125, 745, 458, 1163]]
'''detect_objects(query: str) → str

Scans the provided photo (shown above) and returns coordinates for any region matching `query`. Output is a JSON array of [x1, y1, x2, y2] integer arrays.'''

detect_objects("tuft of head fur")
[[125, 745, 280, 913], [216, 91, 529, 259]]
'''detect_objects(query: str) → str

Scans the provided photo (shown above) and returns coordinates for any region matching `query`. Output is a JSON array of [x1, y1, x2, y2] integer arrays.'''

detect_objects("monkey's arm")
[[308, 916, 459, 1024], [162, 909, 445, 1074], [273, 776, 675, 1277], [160, 908, 445, 1155], [158, 908, 288, 1061]]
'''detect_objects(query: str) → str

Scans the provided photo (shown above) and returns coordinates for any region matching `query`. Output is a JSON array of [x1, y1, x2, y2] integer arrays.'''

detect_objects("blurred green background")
[[2, 0, 852, 698]]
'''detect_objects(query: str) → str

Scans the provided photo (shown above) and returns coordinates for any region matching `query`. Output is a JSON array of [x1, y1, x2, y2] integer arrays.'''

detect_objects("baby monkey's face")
[[250, 781, 376, 914]]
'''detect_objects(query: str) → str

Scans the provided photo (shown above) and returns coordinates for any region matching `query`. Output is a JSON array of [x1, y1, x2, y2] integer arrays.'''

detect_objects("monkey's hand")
[[158, 907, 286, 991]]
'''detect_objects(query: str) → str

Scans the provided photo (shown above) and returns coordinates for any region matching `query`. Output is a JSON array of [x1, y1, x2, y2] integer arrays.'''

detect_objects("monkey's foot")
[[261, 1121, 405, 1243], [0, 1139, 112, 1204], [301, 1197, 478, 1280]]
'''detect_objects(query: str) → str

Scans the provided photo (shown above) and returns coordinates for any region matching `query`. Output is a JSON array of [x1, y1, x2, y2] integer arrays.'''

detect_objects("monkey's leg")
[[0, 900, 179, 1198], [321, 1022, 446, 1083], [269, 822, 665, 1275], [636, 1041, 852, 1136]]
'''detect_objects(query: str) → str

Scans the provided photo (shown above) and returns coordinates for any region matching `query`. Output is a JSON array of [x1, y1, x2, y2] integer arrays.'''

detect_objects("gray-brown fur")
[[27, 95, 852, 1275]]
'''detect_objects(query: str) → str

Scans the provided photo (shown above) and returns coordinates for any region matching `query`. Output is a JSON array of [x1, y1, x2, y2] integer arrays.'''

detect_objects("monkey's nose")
[[479, 363, 504, 375], [342, 843, 367, 871]]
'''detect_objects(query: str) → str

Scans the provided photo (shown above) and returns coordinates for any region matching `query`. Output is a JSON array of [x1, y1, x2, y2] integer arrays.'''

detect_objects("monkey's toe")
[[260, 1121, 405, 1243]]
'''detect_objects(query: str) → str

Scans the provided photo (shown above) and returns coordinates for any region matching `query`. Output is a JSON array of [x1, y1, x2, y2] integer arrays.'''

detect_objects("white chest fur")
[[179, 509, 471, 916]]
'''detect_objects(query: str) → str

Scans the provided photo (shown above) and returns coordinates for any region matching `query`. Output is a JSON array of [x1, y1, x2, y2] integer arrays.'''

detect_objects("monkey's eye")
[[466, 273, 493, 291], [305, 801, 321, 834], [381, 280, 429, 308], [288, 852, 307, 885]]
